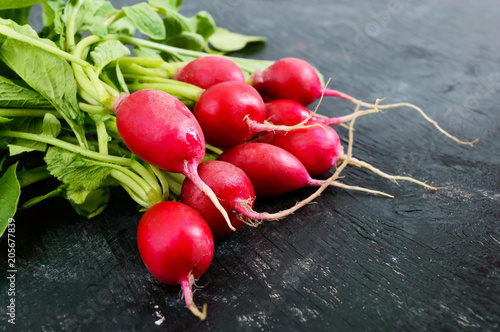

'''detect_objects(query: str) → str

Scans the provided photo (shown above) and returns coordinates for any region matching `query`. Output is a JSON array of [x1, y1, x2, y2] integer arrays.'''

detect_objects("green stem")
[[95, 120, 109, 155], [148, 164, 169, 201], [0, 109, 62, 118], [127, 82, 201, 101], [121, 63, 170, 78], [109, 35, 273, 74], [130, 159, 162, 195], [110, 170, 150, 208], [91, 160, 154, 198], [65, 0, 84, 51], [0, 25, 89, 67], [162, 172, 182, 197], [78, 103, 110, 114], [0, 130, 131, 166]]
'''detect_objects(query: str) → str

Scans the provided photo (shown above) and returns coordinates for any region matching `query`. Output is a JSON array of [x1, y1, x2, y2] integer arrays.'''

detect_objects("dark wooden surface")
[[2, 0, 500, 331]]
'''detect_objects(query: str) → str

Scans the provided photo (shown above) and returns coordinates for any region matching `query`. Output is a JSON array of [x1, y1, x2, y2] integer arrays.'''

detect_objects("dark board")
[[1, 0, 499, 331]]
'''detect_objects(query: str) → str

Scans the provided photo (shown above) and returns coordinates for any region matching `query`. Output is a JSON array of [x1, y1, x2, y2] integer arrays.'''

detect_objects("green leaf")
[[17, 165, 51, 187], [41, 113, 61, 138], [0, 116, 12, 123], [0, 162, 20, 236], [108, 16, 136, 36], [21, 185, 64, 209], [0, 19, 86, 146], [68, 187, 109, 219], [0, 7, 32, 25], [167, 31, 204, 51], [123, 3, 166, 40], [21, 184, 110, 219], [90, 40, 130, 73], [0, 0, 43, 10], [44, 147, 113, 199], [189, 11, 216, 39], [0, 75, 52, 109], [208, 27, 266, 53], [41, 0, 66, 48], [149, 0, 183, 12]]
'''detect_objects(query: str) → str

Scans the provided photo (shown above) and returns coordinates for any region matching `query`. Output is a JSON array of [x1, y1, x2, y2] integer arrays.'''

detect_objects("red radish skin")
[[113, 89, 234, 231], [180, 161, 254, 237], [254, 124, 342, 176], [193, 81, 311, 148], [174, 56, 245, 89], [251, 58, 476, 145], [137, 201, 214, 319], [218, 143, 391, 197], [265, 99, 377, 127]]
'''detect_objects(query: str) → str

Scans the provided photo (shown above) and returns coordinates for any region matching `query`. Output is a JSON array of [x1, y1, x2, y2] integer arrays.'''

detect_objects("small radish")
[[265, 99, 377, 127], [180, 160, 253, 237], [193, 81, 309, 148], [181, 159, 387, 237], [253, 124, 342, 176], [174, 56, 245, 89], [250, 58, 475, 145], [217, 142, 391, 197], [137, 201, 214, 319], [113, 89, 234, 231]]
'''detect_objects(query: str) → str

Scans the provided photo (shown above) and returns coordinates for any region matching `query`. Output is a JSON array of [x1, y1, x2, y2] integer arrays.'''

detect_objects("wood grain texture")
[[1, 0, 499, 331]]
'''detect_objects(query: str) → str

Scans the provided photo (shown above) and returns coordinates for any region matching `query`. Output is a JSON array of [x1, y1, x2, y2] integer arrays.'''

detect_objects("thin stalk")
[[65, 0, 84, 51], [0, 109, 62, 118], [95, 120, 109, 155], [127, 83, 201, 101], [111, 171, 150, 208], [130, 160, 162, 195], [0, 130, 131, 166], [78, 103, 110, 114], [147, 164, 170, 201]]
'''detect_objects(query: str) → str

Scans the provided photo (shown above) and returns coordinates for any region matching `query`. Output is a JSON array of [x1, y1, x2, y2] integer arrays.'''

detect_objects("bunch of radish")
[[111, 55, 477, 319], [0, 2, 476, 323]]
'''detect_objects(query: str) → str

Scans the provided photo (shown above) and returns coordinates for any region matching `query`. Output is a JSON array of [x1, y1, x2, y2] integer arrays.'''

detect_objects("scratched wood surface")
[[1, 0, 499, 331]]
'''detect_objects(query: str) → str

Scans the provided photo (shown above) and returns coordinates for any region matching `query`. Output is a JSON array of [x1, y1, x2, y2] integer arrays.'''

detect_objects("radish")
[[217, 142, 391, 197], [180, 160, 253, 237], [250, 57, 476, 145], [113, 89, 235, 231], [182, 114, 384, 236], [174, 56, 245, 89], [137, 201, 213, 320], [193, 81, 310, 148], [265, 99, 377, 127], [253, 124, 342, 176]]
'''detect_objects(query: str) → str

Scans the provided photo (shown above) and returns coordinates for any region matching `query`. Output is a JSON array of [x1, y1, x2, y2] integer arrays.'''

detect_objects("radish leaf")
[[0, 162, 20, 237]]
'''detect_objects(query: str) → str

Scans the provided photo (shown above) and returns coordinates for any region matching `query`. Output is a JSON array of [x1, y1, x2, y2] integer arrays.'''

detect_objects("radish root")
[[324, 89, 477, 146], [339, 155, 439, 191], [180, 274, 207, 320]]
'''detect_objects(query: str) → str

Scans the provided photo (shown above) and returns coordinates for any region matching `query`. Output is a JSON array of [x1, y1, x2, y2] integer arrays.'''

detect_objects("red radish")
[[174, 56, 245, 89], [193, 81, 309, 148], [137, 201, 214, 320], [180, 160, 253, 237], [254, 124, 342, 176], [113, 89, 234, 231], [217, 142, 391, 197], [250, 57, 345, 106], [181, 159, 387, 237], [250, 58, 476, 145], [265, 99, 377, 127]]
